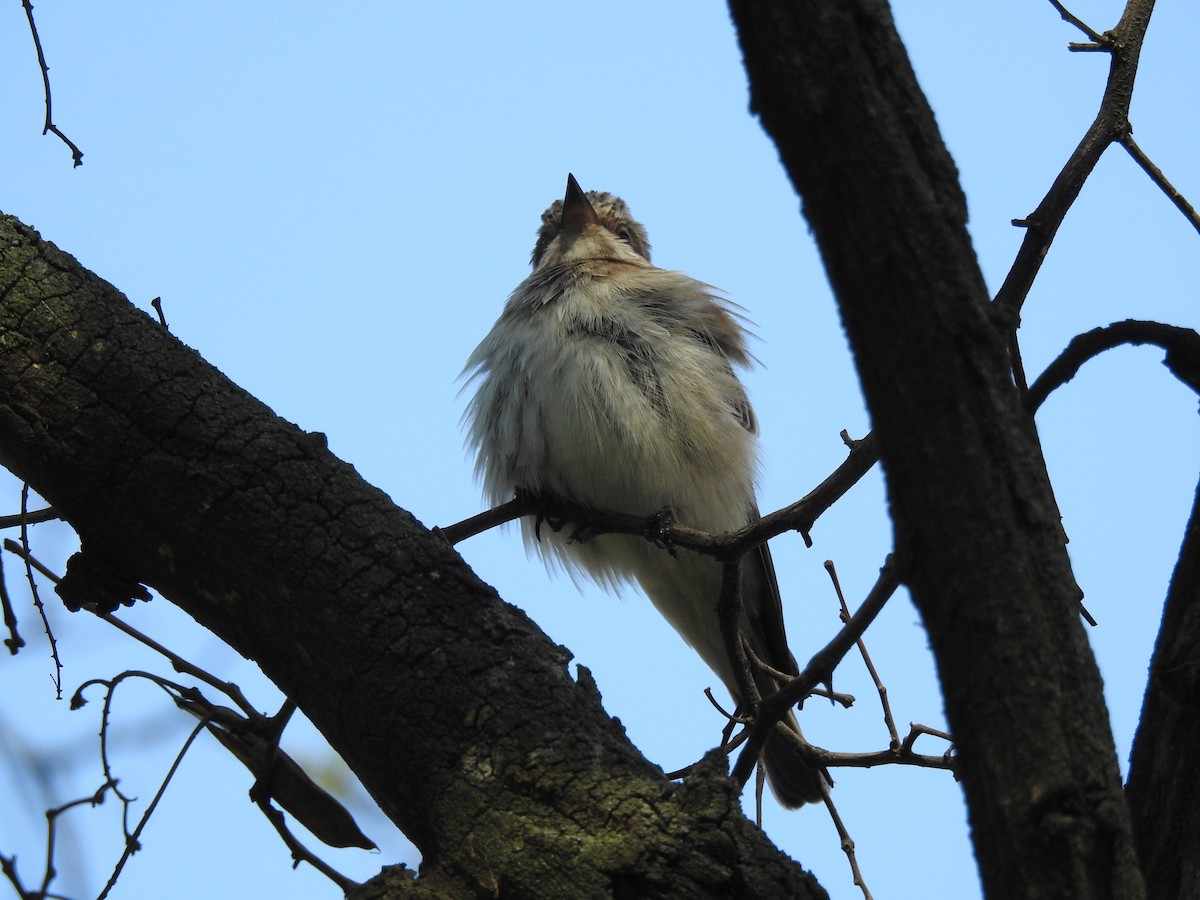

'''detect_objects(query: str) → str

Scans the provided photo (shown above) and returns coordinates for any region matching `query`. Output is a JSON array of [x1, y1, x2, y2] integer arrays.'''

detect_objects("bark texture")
[[0, 214, 825, 899], [1126, 477, 1200, 900], [726, 2, 1143, 898]]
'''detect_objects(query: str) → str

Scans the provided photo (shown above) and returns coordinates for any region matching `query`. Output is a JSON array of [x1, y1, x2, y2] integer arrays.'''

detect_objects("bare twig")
[[663, 696, 751, 782], [20, 0, 83, 166], [0, 782, 116, 900], [821, 782, 873, 900], [754, 762, 766, 827], [252, 797, 360, 892], [76, 672, 365, 891], [2, 538, 263, 718], [150, 297, 169, 330], [1119, 132, 1200, 236], [0, 551, 23, 654], [42, 785, 114, 898], [731, 557, 902, 788], [438, 494, 534, 545], [1046, 0, 1108, 44], [995, 0, 1157, 316], [99, 610, 261, 717], [744, 646, 856, 708], [826, 561, 899, 749], [3, 538, 57, 581], [96, 720, 208, 900], [808, 686, 856, 708], [0, 507, 59, 529], [16, 486, 61, 696], [903, 723, 956, 753], [812, 727, 957, 774], [73, 671, 182, 840]]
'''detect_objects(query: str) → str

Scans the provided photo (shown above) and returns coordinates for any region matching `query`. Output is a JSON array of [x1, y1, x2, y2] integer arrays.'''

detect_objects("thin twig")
[[96, 720, 208, 900], [808, 685, 856, 708], [42, 782, 114, 898], [253, 797, 360, 892], [826, 561, 899, 749], [150, 297, 169, 330], [20, 0, 83, 166], [821, 782, 873, 900], [1119, 132, 1200, 236], [17, 486, 61, 696], [438, 495, 534, 545], [754, 763, 766, 827], [994, 0, 1157, 316], [2, 539, 262, 717], [743, 645, 856, 707], [99, 610, 261, 718], [731, 557, 902, 788], [903, 723, 955, 751], [0, 507, 59, 529], [811, 738, 956, 773], [0, 551, 23, 654], [1046, 0, 1108, 43]]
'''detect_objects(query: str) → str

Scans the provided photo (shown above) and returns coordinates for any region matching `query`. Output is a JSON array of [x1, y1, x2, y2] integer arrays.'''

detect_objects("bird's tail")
[[740, 538, 829, 807], [761, 706, 829, 808]]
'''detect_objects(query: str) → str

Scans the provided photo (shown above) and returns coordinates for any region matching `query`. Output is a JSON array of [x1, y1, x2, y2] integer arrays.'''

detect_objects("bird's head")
[[530, 174, 652, 269]]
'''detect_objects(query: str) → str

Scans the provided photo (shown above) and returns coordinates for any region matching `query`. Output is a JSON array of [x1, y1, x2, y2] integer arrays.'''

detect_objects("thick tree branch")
[[726, 1, 1143, 897], [0, 214, 823, 899], [1125, 474, 1200, 900]]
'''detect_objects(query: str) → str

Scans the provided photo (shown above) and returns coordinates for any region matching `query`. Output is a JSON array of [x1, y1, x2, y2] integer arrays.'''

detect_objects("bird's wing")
[[740, 509, 799, 680]]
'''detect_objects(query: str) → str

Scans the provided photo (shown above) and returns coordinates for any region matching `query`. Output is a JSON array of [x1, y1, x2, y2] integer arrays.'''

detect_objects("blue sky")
[[0, 3, 1197, 898]]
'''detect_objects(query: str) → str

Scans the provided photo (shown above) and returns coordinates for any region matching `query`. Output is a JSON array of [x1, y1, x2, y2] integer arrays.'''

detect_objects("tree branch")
[[1118, 132, 1200, 236], [445, 430, 879, 557], [1026, 319, 1200, 412], [0, 212, 824, 899], [726, 1, 1145, 895], [20, 0, 83, 167], [1125, 473, 1200, 899], [994, 0, 1157, 314]]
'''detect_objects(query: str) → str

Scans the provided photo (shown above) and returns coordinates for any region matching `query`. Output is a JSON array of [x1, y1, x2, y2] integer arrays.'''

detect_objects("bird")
[[462, 174, 826, 807]]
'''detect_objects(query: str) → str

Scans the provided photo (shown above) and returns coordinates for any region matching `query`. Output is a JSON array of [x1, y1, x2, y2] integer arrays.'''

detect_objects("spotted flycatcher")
[[463, 174, 824, 807]]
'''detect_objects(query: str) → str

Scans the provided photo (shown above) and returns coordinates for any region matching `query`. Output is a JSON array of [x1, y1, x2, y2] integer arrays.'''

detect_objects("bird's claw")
[[647, 506, 678, 557]]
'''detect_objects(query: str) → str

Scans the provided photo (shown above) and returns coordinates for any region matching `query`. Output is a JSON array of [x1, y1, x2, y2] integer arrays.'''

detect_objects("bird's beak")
[[560, 173, 600, 233]]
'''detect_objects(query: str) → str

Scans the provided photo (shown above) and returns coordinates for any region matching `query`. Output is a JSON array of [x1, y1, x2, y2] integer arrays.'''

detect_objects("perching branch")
[[442, 430, 879, 554]]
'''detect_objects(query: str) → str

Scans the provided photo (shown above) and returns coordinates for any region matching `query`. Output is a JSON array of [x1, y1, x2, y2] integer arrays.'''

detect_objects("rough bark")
[[0, 214, 825, 899], [1126, 476, 1200, 900], [726, 2, 1143, 898]]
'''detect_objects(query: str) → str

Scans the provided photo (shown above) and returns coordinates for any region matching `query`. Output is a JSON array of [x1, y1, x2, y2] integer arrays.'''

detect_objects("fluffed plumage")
[[463, 174, 826, 807]]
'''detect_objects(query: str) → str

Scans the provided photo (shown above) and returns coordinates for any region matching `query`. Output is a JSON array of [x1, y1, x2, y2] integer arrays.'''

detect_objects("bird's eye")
[[616, 228, 633, 245]]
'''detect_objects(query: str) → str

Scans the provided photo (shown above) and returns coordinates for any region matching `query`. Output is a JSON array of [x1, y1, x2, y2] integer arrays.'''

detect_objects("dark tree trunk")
[[726, 1, 1144, 897], [1126, 476, 1200, 900]]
